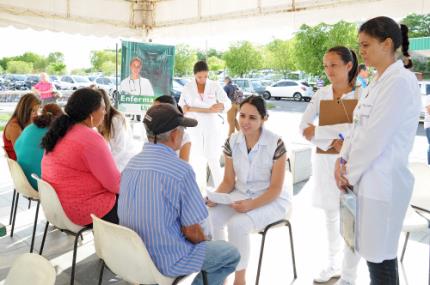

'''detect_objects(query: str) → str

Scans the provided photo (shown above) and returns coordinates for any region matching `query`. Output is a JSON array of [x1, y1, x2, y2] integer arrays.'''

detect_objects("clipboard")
[[317, 89, 359, 154]]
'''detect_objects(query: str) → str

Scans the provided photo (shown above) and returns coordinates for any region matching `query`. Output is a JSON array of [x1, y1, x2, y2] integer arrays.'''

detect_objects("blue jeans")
[[367, 258, 399, 285], [192, 240, 240, 285], [426, 127, 430, 164]]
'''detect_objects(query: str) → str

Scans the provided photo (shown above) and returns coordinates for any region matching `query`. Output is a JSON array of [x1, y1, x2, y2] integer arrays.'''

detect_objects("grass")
[[0, 113, 11, 131], [266, 102, 276, 110]]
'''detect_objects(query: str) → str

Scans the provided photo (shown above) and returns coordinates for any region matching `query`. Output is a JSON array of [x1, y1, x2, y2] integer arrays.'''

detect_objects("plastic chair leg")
[[39, 221, 49, 255], [29, 201, 40, 253], [9, 189, 16, 225], [10, 192, 20, 237]]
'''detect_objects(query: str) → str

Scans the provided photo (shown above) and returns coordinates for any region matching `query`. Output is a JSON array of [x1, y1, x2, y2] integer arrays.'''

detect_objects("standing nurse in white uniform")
[[335, 16, 421, 284], [179, 61, 231, 188], [300, 46, 362, 285]]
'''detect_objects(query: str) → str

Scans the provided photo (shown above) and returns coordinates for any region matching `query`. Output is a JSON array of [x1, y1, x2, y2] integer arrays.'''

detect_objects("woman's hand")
[[183, 105, 191, 113], [331, 139, 343, 152], [334, 158, 351, 191], [303, 124, 315, 141], [205, 197, 217, 207], [209, 103, 224, 113], [231, 199, 254, 213]]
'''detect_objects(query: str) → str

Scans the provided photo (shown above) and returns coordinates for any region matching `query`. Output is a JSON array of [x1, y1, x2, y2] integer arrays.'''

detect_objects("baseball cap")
[[144, 104, 197, 137]]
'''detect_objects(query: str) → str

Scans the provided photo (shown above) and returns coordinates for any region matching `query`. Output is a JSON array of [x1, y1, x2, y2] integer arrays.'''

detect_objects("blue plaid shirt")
[[118, 143, 208, 277]]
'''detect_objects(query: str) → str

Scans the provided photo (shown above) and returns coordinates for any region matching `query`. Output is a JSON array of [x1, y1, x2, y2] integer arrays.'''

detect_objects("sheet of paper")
[[207, 191, 248, 205]]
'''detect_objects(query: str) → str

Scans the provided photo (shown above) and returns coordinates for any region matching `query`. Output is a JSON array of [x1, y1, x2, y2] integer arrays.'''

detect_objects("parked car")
[[264, 80, 314, 101], [419, 81, 430, 122], [174, 77, 190, 86], [171, 80, 184, 102], [4, 74, 28, 90], [60, 75, 93, 90], [232, 78, 267, 98], [95, 76, 115, 92], [25, 75, 39, 89]]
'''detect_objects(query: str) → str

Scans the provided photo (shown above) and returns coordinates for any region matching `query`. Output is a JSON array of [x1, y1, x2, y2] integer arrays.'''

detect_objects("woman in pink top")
[[32, 73, 56, 106], [41, 88, 120, 226]]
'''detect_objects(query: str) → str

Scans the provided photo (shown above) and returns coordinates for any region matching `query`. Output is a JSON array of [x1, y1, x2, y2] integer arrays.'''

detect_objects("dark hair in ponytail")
[[327, 46, 359, 87], [359, 16, 412, 69], [400, 24, 412, 68], [41, 88, 103, 153]]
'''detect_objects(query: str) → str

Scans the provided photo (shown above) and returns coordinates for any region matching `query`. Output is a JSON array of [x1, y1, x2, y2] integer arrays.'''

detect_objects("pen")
[[338, 133, 345, 141]]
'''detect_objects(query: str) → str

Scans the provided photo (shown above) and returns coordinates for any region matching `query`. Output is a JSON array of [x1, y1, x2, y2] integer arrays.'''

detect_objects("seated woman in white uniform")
[[207, 96, 291, 285]]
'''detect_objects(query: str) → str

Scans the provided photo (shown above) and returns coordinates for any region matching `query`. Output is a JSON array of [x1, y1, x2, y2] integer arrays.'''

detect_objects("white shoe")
[[334, 279, 354, 285], [313, 267, 341, 283]]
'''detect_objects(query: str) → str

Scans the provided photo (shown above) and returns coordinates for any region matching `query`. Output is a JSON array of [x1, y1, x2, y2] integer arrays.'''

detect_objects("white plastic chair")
[[2, 147, 16, 227], [5, 253, 56, 285], [400, 206, 429, 262], [31, 174, 91, 285], [6, 158, 40, 253], [409, 162, 430, 213], [255, 163, 297, 285], [91, 214, 208, 285]]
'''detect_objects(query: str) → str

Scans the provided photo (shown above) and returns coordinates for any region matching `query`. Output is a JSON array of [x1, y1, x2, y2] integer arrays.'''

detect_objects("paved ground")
[[0, 100, 429, 284]]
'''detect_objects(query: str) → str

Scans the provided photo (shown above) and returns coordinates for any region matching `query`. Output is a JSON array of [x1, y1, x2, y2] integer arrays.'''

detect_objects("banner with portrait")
[[118, 41, 175, 113]]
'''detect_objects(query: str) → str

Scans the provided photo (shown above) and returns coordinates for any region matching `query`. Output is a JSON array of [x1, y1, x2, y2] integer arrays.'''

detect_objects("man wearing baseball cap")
[[118, 103, 240, 284]]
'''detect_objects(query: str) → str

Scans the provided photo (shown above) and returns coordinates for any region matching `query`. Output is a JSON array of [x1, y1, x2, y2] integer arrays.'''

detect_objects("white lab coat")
[[119, 76, 154, 114], [340, 60, 422, 262], [179, 79, 231, 159], [300, 85, 361, 210], [108, 115, 140, 172]]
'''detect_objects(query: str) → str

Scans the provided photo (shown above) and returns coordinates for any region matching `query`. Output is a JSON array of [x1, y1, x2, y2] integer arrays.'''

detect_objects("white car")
[[95, 76, 115, 92], [264, 80, 314, 101], [419, 81, 430, 122], [60, 75, 93, 90]]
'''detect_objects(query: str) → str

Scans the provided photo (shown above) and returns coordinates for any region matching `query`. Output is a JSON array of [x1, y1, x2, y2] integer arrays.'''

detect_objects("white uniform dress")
[[119, 76, 154, 114], [340, 60, 421, 263], [179, 79, 231, 188], [300, 85, 362, 278], [209, 128, 291, 270], [300, 85, 361, 210]]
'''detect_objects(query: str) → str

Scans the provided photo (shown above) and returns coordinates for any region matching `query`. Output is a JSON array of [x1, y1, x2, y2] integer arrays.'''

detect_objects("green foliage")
[[90, 50, 116, 72], [412, 58, 430, 73], [6, 61, 33, 74], [207, 56, 225, 71], [71, 68, 88, 75], [223, 41, 262, 77], [100, 61, 116, 75], [293, 21, 358, 76], [265, 39, 296, 76], [401, 13, 430, 38], [46, 62, 66, 75], [175, 44, 197, 76]]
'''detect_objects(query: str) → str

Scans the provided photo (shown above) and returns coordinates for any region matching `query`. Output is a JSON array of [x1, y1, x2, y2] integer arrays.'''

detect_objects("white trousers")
[[324, 209, 361, 282], [209, 205, 256, 271]]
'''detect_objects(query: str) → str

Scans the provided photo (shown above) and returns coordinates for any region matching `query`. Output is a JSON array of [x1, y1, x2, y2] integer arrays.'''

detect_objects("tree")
[[90, 50, 116, 72], [100, 61, 116, 75], [401, 13, 430, 38], [207, 56, 225, 71], [293, 21, 358, 76], [0, 65, 3, 74], [223, 41, 262, 77], [47, 52, 65, 64], [265, 39, 296, 77], [71, 68, 88, 75], [46, 62, 66, 75], [6, 61, 33, 74], [175, 44, 197, 76], [16, 52, 47, 72]]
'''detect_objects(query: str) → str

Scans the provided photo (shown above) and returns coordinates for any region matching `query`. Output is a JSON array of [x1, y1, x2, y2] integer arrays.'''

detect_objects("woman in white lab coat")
[[97, 88, 138, 172], [300, 46, 362, 284], [335, 17, 421, 284], [179, 61, 231, 188], [207, 96, 291, 285]]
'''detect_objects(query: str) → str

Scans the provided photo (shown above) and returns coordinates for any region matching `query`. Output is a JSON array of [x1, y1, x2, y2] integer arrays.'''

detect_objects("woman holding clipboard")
[[335, 17, 421, 284], [300, 46, 362, 285]]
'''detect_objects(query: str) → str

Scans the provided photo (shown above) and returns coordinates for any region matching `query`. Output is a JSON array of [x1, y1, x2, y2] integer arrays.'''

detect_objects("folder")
[[317, 98, 358, 154]]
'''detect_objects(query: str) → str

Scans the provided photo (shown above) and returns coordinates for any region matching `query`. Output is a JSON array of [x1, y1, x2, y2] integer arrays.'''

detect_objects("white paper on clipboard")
[[340, 187, 357, 252], [207, 191, 248, 205]]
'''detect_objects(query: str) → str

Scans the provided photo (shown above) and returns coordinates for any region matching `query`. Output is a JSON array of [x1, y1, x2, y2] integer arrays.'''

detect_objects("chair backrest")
[[31, 174, 82, 234], [6, 158, 39, 200], [5, 253, 56, 285], [91, 214, 174, 285], [409, 162, 430, 209]]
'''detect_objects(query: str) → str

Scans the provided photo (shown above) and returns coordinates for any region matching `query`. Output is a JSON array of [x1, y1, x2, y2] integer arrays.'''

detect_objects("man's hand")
[[231, 199, 254, 213], [334, 158, 351, 191], [181, 224, 206, 244], [209, 103, 224, 113], [303, 124, 315, 141], [331, 139, 343, 153]]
